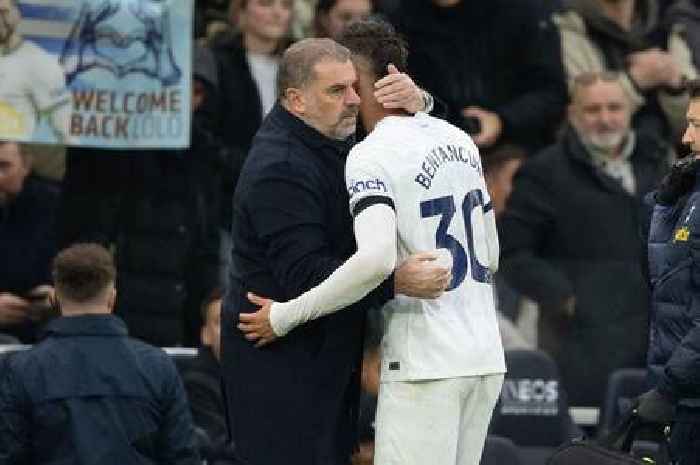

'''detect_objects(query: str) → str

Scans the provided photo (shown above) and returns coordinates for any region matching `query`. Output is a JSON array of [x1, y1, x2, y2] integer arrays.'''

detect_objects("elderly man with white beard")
[[498, 71, 670, 408]]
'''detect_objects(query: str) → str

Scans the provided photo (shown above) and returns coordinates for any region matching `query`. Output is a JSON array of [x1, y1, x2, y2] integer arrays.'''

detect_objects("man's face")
[[240, 0, 293, 43], [201, 298, 222, 360], [322, 0, 372, 39], [0, 0, 21, 45], [683, 98, 700, 157], [301, 58, 360, 140], [0, 142, 29, 205], [569, 79, 631, 151]]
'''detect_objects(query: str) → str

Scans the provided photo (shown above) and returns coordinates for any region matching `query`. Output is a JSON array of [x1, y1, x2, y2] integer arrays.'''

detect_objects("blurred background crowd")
[[2, 0, 700, 463]]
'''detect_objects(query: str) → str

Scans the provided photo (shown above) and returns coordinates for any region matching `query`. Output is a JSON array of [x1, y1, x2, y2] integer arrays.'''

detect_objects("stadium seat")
[[489, 349, 582, 464], [479, 435, 522, 465], [597, 368, 647, 438]]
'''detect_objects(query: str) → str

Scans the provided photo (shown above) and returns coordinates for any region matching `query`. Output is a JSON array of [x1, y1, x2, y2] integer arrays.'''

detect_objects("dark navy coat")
[[647, 175, 700, 411], [222, 103, 393, 465], [0, 315, 199, 464]]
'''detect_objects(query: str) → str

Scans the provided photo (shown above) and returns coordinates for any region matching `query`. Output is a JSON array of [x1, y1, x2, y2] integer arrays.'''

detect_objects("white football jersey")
[[0, 41, 69, 139], [346, 113, 506, 382]]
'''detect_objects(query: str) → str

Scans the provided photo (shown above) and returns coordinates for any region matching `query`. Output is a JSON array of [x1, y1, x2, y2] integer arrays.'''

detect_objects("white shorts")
[[373, 374, 504, 465]]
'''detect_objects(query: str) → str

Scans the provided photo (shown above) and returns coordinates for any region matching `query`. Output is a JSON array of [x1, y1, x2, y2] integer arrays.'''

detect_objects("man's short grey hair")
[[277, 38, 352, 99]]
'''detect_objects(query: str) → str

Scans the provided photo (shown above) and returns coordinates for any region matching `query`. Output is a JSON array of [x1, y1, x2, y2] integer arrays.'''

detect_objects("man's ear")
[[285, 88, 306, 114]]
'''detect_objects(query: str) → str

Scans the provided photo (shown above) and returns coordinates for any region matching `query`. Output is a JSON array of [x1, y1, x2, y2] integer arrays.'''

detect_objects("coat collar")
[[268, 103, 354, 158], [41, 314, 129, 339], [564, 126, 664, 197]]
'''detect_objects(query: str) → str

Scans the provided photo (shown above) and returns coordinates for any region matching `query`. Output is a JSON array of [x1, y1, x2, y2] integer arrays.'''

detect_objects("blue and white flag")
[[0, 0, 193, 149]]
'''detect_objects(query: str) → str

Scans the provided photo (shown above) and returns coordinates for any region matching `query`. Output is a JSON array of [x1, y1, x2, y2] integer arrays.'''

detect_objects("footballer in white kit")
[[0, 0, 71, 141], [239, 19, 505, 465]]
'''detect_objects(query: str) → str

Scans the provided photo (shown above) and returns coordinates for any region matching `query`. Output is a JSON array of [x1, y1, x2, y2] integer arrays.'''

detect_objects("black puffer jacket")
[[646, 170, 700, 409], [389, 0, 567, 152]]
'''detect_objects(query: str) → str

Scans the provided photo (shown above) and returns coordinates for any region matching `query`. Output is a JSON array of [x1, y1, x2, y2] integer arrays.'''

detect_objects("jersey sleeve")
[[345, 147, 396, 217]]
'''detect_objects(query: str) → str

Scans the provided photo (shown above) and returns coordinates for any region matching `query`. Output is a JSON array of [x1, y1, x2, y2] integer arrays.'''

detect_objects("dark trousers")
[[671, 421, 700, 465]]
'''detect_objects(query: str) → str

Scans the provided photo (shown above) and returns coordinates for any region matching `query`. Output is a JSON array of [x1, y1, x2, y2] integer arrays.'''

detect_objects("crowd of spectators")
[[2, 0, 700, 463]]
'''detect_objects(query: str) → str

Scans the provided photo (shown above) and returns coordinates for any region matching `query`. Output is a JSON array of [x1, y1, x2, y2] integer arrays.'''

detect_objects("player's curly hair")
[[337, 17, 408, 80]]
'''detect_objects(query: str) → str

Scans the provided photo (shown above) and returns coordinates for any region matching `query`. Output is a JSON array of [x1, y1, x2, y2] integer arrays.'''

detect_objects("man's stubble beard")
[[329, 106, 359, 141]]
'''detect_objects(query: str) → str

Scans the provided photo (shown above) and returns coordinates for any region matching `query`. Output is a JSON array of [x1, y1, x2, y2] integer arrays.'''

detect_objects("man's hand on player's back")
[[238, 251, 451, 347]]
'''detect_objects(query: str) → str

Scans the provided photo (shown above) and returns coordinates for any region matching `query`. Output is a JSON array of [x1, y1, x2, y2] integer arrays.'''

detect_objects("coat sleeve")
[[245, 160, 393, 305], [498, 159, 575, 309], [0, 358, 31, 465], [156, 357, 200, 465], [656, 240, 700, 401]]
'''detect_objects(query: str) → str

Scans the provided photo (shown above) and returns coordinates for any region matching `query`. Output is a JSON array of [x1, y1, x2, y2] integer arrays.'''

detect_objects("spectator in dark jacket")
[[0, 243, 199, 465], [222, 38, 449, 465], [209, 0, 294, 234], [0, 142, 58, 343], [58, 47, 223, 346], [389, 0, 567, 153], [499, 72, 669, 406], [640, 79, 700, 465], [183, 289, 226, 454]]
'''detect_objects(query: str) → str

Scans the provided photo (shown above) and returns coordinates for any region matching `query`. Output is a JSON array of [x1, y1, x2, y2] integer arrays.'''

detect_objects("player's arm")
[[249, 204, 397, 342], [238, 153, 398, 345]]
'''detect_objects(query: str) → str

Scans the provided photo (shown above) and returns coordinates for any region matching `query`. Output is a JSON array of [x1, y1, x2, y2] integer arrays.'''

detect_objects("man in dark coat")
[[58, 46, 223, 346], [0, 243, 199, 465], [639, 79, 700, 465], [0, 141, 58, 342], [499, 71, 669, 407], [389, 0, 567, 153], [222, 38, 449, 465]]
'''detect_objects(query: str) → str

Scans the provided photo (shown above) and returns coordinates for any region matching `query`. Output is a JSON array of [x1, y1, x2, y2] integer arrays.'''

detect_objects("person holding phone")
[[0, 141, 58, 342]]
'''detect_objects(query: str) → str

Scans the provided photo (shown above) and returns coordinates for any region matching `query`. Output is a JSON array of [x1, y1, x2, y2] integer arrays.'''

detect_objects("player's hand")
[[462, 107, 502, 148], [238, 292, 278, 348], [375, 64, 424, 113], [395, 251, 452, 299]]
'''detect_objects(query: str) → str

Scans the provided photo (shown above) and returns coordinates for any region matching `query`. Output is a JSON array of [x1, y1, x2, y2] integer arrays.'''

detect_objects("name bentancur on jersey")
[[414, 144, 482, 190], [347, 144, 482, 198]]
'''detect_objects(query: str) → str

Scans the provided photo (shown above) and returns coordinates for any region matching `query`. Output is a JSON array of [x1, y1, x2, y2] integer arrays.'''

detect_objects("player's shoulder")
[[18, 40, 50, 59]]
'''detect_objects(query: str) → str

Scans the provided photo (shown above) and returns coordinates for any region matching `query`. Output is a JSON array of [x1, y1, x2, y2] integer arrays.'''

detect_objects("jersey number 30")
[[420, 190, 490, 290]]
